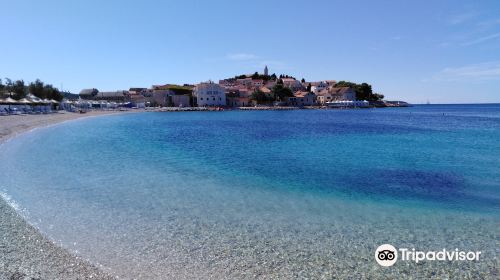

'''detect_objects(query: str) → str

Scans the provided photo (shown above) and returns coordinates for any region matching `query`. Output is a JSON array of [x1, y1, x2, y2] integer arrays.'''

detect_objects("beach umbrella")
[[2, 97, 18, 104], [1, 97, 19, 110], [28, 98, 41, 104], [27, 95, 43, 103], [18, 98, 32, 110], [18, 98, 32, 104], [26, 94, 42, 103]]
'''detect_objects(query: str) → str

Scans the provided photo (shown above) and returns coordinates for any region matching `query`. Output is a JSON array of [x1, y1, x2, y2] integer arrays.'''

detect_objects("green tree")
[[0, 79, 4, 97], [3, 78, 12, 92], [271, 84, 293, 101], [43, 84, 63, 101], [307, 83, 312, 92], [301, 78, 305, 83], [373, 93, 384, 100], [335, 81, 382, 101], [29, 79, 45, 98], [250, 90, 269, 104], [12, 80, 26, 99]]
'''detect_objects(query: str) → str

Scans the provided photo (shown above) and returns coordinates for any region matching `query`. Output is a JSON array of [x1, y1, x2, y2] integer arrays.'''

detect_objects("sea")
[[0, 104, 498, 279]]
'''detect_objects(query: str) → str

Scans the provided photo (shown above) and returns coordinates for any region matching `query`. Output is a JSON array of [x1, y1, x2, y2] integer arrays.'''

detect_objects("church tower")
[[264, 65, 268, 76]]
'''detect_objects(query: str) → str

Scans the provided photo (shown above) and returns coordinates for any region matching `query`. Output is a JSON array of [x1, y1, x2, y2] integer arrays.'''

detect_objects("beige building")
[[193, 81, 226, 107], [286, 91, 316, 106], [316, 87, 356, 105], [281, 78, 303, 90]]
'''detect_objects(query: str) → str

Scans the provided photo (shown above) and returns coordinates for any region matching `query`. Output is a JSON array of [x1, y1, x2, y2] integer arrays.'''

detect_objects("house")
[[259, 87, 273, 99], [219, 80, 229, 86], [236, 77, 252, 86], [281, 78, 303, 91], [241, 88, 253, 98], [227, 96, 251, 107], [128, 88, 147, 107], [130, 94, 146, 108], [251, 79, 264, 87], [310, 81, 329, 93], [316, 90, 333, 105], [171, 95, 190, 107], [286, 91, 316, 106], [193, 81, 226, 107], [226, 88, 254, 107], [79, 88, 99, 99], [129, 88, 147, 95], [94, 90, 129, 101], [331, 87, 356, 101], [148, 84, 194, 107], [151, 90, 172, 106], [316, 87, 356, 105], [265, 80, 277, 89], [149, 90, 190, 107]]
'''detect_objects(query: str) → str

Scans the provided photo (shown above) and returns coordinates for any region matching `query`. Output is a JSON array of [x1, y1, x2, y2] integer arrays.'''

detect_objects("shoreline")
[[0, 110, 133, 280]]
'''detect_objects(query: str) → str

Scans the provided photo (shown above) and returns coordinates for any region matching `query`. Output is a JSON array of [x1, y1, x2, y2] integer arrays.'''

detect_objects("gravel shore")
[[0, 111, 128, 280]]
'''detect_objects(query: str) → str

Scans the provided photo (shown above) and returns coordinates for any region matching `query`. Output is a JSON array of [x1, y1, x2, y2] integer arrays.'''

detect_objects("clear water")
[[1, 105, 499, 279]]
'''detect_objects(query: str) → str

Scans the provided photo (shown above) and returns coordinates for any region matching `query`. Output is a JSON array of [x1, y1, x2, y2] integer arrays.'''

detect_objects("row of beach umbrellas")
[[62, 100, 130, 106], [0, 96, 59, 105]]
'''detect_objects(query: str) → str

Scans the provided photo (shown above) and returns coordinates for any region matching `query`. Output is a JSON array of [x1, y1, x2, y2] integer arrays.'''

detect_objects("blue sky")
[[1, 0, 499, 103]]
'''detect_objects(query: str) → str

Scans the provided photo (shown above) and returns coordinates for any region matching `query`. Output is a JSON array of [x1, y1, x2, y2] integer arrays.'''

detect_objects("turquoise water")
[[1, 105, 499, 279]]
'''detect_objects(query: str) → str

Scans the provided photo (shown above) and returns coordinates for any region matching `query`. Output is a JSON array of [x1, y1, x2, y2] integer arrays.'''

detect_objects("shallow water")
[[1, 105, 499, 279]]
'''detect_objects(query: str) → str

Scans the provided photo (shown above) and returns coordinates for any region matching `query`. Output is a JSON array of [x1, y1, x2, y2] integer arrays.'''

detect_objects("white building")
[[310, 81, 329, 93], [193, 81, 226, 107]]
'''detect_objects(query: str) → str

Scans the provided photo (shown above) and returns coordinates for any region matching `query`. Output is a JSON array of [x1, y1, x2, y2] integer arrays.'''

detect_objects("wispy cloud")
[[447, 12, 478, 25], [432, 62, 500, 81], [477, 18, 500, 27], [225, 53, 258, 61], [461, 32, 500, 46]]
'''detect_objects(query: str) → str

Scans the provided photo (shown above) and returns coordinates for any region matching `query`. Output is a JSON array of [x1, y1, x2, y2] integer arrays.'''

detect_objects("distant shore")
[[0, 111, 129, 280]]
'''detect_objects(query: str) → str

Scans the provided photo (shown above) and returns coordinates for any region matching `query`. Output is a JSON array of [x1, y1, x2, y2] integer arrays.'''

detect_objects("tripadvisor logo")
[[375, 244, 481, 267], [375, 244, 398, 266]]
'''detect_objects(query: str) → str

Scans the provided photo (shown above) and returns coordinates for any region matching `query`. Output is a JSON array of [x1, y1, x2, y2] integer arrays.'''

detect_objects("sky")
[[1, 0, 499, 104]]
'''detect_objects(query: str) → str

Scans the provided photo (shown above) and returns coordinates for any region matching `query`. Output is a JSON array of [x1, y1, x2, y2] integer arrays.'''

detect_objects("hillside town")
[[72, 66, 409, 110], [0, 67, 409, 114]]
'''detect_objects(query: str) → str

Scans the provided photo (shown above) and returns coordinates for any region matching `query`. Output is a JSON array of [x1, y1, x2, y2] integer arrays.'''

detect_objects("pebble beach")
[[0, 111, 125, 280]]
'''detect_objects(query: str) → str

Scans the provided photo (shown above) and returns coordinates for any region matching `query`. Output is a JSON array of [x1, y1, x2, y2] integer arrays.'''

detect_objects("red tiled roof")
[[294, 91, 313, 97], [259, 87, 271, 93]]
